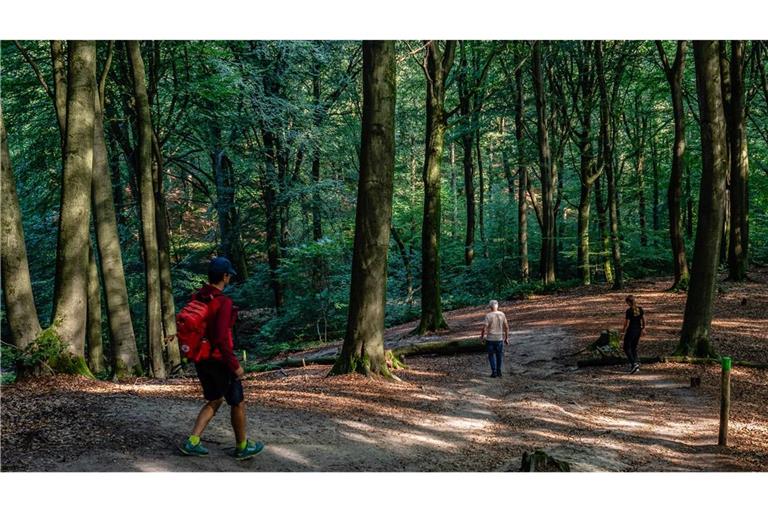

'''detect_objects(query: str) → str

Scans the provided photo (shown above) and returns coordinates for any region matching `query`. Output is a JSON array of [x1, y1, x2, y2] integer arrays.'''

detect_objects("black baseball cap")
[[209, 256, 237, 276]]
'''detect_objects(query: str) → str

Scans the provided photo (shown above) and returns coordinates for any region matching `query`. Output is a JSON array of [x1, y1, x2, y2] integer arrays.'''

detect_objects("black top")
[[625, 307, 644, 331]]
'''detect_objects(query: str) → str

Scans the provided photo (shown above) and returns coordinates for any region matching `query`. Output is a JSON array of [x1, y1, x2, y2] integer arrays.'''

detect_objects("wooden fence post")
[[718, 356, 732, 446]]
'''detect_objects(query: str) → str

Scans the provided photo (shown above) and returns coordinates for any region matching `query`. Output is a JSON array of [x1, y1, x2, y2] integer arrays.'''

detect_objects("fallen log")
[[246, 339, 486, 374]]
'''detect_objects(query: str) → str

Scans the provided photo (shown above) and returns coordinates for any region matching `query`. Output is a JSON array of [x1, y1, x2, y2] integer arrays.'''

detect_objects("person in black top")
[[621, 295, 646, 374]]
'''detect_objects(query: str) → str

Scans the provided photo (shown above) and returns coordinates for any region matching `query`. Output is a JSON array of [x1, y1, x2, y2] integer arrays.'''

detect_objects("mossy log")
[[247, 339, 485, 374], [520, 450, 571, 472]]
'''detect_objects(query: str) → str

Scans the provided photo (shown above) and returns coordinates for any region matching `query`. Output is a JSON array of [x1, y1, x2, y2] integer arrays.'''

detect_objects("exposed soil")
[[2, 271, 767, 472]]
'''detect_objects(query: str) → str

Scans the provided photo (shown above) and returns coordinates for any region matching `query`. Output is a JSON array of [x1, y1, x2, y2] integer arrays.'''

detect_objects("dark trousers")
[[486, 340, 504, 375], [624, 330, 640, 366]]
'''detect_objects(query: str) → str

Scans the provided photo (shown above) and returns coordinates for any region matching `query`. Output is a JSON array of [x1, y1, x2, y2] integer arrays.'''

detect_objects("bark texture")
[[330, 41, 396, 377], [0, 106, 42, 349], [678, 41, 729, 357], [51, 41, 97, 359], [127, 41, 165, 378]]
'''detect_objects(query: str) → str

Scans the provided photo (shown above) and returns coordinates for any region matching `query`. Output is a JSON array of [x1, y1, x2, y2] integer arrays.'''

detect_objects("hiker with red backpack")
[[177, 256, 264, 460]]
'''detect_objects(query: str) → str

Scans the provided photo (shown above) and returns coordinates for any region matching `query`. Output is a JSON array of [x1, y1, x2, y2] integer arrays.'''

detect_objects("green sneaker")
[[234, 440, 265, 460], [179, 438, 209, 456]]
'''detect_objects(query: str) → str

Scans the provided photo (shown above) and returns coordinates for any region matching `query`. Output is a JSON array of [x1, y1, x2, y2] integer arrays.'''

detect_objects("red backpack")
[[176, 294, 213, 363]]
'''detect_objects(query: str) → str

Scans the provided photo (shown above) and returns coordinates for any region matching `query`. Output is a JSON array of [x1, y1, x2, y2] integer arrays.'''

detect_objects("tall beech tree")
[[727, 40, 749, 281], [50, 40, 96, 368], [573, 41, 602, 285], [513, 49, 529, 282], [1, 106, 42, 350], [677, 41, 729, 357], [656, 40, 690, 289], [330, 41, 396, 376], [415, 40, 455, 334], [531, 41, 556, 285], [595, 41, 624, 290], [91, 44, 142, 377], [128, 40, 166, 378]]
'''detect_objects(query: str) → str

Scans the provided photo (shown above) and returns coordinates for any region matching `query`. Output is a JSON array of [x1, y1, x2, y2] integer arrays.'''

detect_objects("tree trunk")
[[515, 61, 529, 282], [391, 225, 414, 304], [0, 106, 42, 350], [127, 41, 165, 378], [637, 120, 648, 247], [651, 132, 660, 234], [458, 44, 475, 266], [594, 173, 613, 283], [575, 41, 598, 285], [91, 75, 142, 377], [657, 41, 690, 288], [262, 130, 284, 310], [476, 128, 488, 259], [531, 41, 556, 285], [152, 135, 181, 369], [727, 40, 749, 281], [677, 41, 729, 357], [211, 145, 247, 281], [329, 41, 396, 377], [51, 41, 96, 363], [416, 41, 455, 334], [86, 240, 105, 374], [596, 41, 623, 290]]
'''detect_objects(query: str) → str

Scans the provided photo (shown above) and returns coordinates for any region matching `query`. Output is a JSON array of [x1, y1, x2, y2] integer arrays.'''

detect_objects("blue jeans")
[[486, 340, 504, 375]]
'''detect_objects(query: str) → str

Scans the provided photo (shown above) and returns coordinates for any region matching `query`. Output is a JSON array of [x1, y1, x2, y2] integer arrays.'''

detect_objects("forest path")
[[2, 296, 756, 471]]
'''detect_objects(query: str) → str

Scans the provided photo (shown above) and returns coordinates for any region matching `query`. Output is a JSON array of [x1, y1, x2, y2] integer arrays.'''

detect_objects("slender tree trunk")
[[91, 76, 142, 377], [594, 173, 613, 283], [651, 133, 660, 234], [637, 118, 648, 247], [262, 130, 284, 310], [458, 44, 475, 266], [86, 240, 105, 374], [330, 41, 396, 377], [596, 41, 623, 290], [576, 41, 598, 285], [416, 41, 455, 334], [476, 129, 488, 259], [727, 40, 749, 281], [152, 135, 181, 369], [51, 41, 96, 365], [657, 41, 690, 288], [1, 106, 42, 350], [515, 61, 529, 282], [127, 41, 165, 378], [531, 41, 556, 285], [677, 41, 729, 357], [391, 226, 414, 304]]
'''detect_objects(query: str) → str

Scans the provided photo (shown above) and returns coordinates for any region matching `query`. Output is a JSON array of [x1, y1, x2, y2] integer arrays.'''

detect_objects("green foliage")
[[12, 327, 65, 370]]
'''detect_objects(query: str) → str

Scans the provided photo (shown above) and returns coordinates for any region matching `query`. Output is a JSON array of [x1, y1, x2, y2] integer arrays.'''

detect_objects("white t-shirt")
[[484, 311, 507, 341]]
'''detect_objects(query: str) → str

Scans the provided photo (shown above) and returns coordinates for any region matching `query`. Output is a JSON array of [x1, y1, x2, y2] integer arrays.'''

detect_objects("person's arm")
[[621, 311, 629, 336], [212, 298, 243, 377], [480, 315, 488, 341], [503, 315, 510, 345]]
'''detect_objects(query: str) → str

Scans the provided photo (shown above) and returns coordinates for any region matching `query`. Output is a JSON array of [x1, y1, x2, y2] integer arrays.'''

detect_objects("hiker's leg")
[[631, 336, 639, 365], [623, 338, 634, 366], [487, 342, 497, 374], [191, 398, 224, 437], [496, 342, 504, 374], [231, 402, 246, 445]]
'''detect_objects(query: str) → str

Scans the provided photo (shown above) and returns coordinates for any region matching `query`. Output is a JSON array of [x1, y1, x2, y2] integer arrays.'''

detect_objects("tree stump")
[[520, 450, 571, 472]]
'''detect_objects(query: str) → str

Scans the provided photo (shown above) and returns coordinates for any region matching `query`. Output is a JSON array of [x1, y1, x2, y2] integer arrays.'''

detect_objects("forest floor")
[[2, 269, 768, 472]]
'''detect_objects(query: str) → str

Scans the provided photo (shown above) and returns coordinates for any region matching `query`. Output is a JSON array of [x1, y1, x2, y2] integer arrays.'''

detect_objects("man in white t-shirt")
[[479, 300, 509, 378]]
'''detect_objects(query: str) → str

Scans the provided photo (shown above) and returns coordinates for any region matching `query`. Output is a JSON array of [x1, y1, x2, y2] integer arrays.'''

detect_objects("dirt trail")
[[2, 297, 760, 471]]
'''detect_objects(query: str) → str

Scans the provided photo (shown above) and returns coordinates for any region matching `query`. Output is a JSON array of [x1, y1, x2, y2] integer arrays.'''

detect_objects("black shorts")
[[195, 359, 244, 406]]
